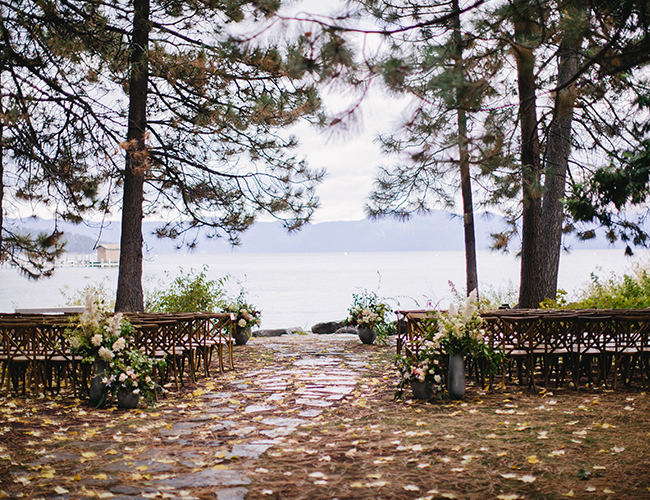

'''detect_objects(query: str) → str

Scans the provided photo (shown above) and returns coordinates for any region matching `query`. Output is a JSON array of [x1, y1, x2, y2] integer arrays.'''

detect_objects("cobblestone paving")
[[1, 334, 380, 500]]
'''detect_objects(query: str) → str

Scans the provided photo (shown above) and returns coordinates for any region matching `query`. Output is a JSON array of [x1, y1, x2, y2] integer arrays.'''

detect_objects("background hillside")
[[7, 212, 625, 255]]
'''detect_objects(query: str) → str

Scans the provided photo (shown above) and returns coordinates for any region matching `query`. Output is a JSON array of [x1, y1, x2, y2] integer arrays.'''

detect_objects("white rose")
[[98, 347, 114, 361], [434, 374, 441, 383], [119, 372, 128, 382], [238, 318, 247, 328], [91, 334, 103, 347], [112, 337, 126, 352]]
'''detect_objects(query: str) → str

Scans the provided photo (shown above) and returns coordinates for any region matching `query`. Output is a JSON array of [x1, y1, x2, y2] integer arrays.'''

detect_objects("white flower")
[[106, 313, 123, 335], [112, 337, 126, 352], [98, 347, 114, 361], [434, 374, 442, 383], [90, 334, 103, 347], [119, 372, 128, 382], [238, 318, 247, 328]]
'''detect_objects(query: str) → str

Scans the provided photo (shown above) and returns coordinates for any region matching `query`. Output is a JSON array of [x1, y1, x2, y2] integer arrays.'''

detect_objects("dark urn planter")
[[233, 326, 252, 346], [447, 353, 466, 400], [411, 379, 434, 400], [89, 359, 109, 408], [116, 388, 140, 409], [357, 327, 377, 345]]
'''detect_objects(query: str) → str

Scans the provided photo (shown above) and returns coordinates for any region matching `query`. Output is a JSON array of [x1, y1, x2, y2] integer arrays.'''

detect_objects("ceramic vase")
[[357, 327, 377, 345], [411, 379, 434, 400], [89, 359, 109, 408], [233, 326, 251, 346], [447, 353, 466, 400], [116, 388, 140, 409]]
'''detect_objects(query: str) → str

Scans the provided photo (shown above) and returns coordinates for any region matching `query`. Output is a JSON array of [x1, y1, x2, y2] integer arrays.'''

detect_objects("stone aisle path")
[[2, 333, 381, 500]]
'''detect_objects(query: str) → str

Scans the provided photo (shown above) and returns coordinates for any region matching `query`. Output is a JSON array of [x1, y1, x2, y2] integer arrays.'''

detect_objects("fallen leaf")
[[603, 488, 615, 494], [81, 451, 97, 459], [564, 490, 574, 497], [527, 455, 540, 464], [500, 473, 518, 479], [53, 486, 69, 494], [519, 475, 536, 483], [403, 485, 420, 491], [497, 495, 519, 500], [349, 482, 364, 488]]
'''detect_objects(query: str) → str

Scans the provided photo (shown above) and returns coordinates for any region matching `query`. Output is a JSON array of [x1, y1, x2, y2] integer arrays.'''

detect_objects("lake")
[[0, 249, 643, 329]]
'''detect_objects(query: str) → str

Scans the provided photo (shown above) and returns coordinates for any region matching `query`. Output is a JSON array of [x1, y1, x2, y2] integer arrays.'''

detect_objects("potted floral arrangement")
[[345, 289, 392, 345], [67, 294, 163, 408], [396, 335, 447, 400], [104, 348, 161, 408], [396, 290, 502, 400], [221, 291, 261, 346]]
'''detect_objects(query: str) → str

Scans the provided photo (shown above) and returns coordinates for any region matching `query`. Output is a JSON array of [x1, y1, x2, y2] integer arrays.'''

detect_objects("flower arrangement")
[[395, 335, 447, 399], [66, 294, 164, 406], [396, 290, 502, 399], [345, 289, 391, 329], [435, 289, 487, 356], [222, 299, 261, 330]]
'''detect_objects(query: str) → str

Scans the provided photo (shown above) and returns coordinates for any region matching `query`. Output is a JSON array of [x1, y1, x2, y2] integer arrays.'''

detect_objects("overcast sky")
[[288, 86, 412, 223]]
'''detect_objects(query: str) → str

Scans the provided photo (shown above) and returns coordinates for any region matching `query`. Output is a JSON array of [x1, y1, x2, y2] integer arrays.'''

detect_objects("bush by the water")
[[149, 266, 227, 313]]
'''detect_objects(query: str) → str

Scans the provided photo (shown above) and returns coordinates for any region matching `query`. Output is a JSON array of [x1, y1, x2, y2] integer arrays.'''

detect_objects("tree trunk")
[[115, 0, 150, 312], [514, 17, 544, 309], [540, 21, 581, 301], [452, 0, 479, 298], [0, 75, 4, 262]]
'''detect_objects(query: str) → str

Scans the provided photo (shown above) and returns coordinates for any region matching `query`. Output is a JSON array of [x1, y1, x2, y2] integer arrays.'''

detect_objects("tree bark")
[[514, 16, 544, 309], [115, 0, 150, 312], [452, 0, 479, 298], [540, 21, 580, 301]]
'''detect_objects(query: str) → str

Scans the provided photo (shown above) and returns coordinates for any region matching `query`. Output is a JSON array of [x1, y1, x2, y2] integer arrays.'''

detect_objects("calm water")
[[0, 249, 642, 329]]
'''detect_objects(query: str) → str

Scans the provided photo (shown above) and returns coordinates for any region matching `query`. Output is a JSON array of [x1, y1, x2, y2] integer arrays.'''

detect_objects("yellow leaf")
[[93, 473, 108, 480], [603, 489, 615, 494], [73, 474, 81, 481], [403, 485, 419, 491], [366, 481, 387, 487], [349, 482, 364, 488], [527, 455, 540, 464], [81, 452, 97, 459], [40, 471, 55, 479], [105, 449, 118, 455], [442, 494, 456, 499], [53, 486, 69, 494], [497, 495, 519, 500], [212, 465, 230, 470], [136, 465, 148, 471], [497, 452, 508, 457], [563, 490, 574, 497]]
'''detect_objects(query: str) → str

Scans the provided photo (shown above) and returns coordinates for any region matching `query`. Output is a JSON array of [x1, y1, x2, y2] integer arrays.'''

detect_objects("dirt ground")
[[1, 335, 649, 499]]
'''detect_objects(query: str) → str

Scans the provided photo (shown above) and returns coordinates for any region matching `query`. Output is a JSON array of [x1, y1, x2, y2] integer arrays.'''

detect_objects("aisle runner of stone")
[[11, 334, 369, 500]]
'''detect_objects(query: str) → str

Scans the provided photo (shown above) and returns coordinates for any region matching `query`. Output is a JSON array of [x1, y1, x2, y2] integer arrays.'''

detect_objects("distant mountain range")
[[6, 212, 626, 255]]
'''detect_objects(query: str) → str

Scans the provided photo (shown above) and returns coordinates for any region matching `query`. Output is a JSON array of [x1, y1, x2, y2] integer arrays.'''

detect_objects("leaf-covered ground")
[[1, 334, 649, 499]]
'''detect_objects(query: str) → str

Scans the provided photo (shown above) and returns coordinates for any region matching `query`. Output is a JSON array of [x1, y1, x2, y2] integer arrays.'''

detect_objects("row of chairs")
[[0, 312, 235, 397], [397, 309, 650, 390]]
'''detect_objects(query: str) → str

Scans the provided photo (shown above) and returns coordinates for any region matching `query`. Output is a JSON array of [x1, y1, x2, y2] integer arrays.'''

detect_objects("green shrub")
[[149, 266, 227, 313], [61, 277, 115, 311]]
